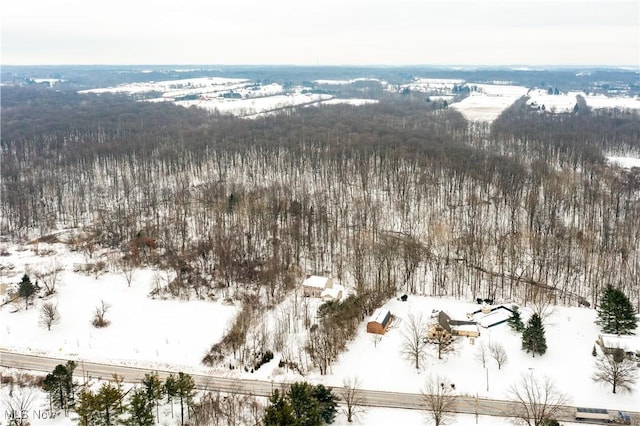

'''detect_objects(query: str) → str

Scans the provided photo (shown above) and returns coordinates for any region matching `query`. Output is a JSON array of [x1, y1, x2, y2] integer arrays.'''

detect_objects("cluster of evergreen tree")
[[263, 382, 338, 426], [41, 366, 195, 426], [508, 307, 548, 357], [43, 361, 76, 414]]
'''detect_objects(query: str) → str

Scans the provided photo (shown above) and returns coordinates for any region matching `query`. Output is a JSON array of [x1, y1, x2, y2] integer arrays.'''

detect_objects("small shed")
[[321, 287, 343, 302], [367, 308, 392, 335], [302, 275, 333, 297]]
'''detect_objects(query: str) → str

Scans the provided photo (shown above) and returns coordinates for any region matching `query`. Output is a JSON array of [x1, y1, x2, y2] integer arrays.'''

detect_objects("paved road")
[[1, 350, 638, 424]]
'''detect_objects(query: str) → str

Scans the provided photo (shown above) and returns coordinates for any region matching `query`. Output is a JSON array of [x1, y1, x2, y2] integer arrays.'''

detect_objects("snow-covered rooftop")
[[369, 307, 391, 324], [302, 275, 331, 289], [475, 307, 512, 328], [599, 333, 640, 352]]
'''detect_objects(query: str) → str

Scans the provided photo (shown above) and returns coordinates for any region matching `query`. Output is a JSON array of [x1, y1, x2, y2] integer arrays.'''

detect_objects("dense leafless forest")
[[2, 80, 640, 341]]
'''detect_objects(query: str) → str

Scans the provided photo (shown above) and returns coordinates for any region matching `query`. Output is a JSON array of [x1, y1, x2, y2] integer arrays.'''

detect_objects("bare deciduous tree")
[[400, 313, 428, 370], [92, 300, 111, 328], [508, 372, 569, 426], [490, 342, 508, 370], [2, 386, 36, 426], [475, 342, 489, 368], [592, 351, 638, 394], [433, 326, 453, 360], [531, 296, 556, 325], [421, 374, 457, 426], [40, 302, 60, 331], [341, 377, 365, 423], [91, 261, 107, 280], [35, 259, 63, 296], [120, 258, 135, 287], [370, 333, 382, 348]]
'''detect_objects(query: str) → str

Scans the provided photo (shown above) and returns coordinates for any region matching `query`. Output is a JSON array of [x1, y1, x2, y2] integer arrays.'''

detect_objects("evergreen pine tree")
[[263, 390, 296, 426], [596, 286, 638, 335], [507, 305, 525, 332], [592, 345, 597, 357], [124, 388, 154, 426], [18, 274, 35, 310], [288, 382, 322, 426], [311, 384, 338, 424], [142, 371, 163, 423], [522, 313, 547, 357], [96, 382, 124, 426], [263, 382, 339, 425], [75, 388, 98, 426], [42, 362, 76, 413], [165, 374, 178, 419], [175, 372, 195, 426]]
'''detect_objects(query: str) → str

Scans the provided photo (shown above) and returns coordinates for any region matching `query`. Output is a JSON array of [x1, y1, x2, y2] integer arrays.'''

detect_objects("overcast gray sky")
[[2, 0, 638, 66]]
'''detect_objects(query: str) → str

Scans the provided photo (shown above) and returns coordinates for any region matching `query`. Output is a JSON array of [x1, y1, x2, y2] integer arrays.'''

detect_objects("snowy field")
[[399, 78, 465, 93], [79, 75, 640, 123], [450, 84, 528, 122], [584, 94, 640, 110], [607, 156, 640, 169], [526, 89, 583, 113], [0, 243, 238, 369], [79, 78, 378, 118]]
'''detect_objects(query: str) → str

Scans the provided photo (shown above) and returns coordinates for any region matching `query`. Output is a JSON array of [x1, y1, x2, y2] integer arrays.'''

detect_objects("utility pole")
[[486, 367, 489, 392], [475, 393, 479, 424]]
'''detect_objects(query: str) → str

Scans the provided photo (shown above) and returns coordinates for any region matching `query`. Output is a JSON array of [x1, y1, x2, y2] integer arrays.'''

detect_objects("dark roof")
[[437, 311, 452, 334], [380, 310, 391, 328], [449, 319, 477, 326]]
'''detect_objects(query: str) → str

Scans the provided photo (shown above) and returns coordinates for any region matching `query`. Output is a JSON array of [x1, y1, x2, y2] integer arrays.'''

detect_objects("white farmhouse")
[[302, 275, 333, 298]]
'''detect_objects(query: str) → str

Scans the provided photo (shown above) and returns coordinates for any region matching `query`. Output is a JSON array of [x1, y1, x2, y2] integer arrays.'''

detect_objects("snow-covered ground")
[[334, 408, 592, 426], [584, 94, 640, 110], [78, 77, 377, 118], [78, 75, 640, 122], [607, 156, 640, 169], [527, 89, 640, 114], [79, 77, 249, 96], [313, 78, 384, 86], [399, 78, 465, 93], [450, 84, 528, 122], [298, 296, 639, 412], [0, 243, 238, 369], [2, 241, 639, 424], [526, 89, 582, 113]]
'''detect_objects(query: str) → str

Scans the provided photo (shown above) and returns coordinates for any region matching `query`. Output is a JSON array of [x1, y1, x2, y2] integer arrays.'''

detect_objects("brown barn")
[[367, 308, 392, 335]]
